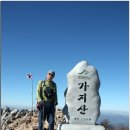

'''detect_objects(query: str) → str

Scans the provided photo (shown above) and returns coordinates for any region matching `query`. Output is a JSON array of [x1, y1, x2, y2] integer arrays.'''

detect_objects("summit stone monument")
[[57, 61, 105, 130]]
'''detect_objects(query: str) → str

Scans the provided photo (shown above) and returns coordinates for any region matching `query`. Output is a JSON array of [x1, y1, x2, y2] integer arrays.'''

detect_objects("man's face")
[[47, 73, 55, 81]]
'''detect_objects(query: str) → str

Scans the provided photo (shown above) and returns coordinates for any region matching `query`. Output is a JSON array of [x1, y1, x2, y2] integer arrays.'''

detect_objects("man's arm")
[[36, 80, 43, 102]]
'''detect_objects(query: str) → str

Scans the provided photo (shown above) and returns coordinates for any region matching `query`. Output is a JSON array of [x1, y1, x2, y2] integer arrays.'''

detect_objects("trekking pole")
[[43, 103, 44, 130]]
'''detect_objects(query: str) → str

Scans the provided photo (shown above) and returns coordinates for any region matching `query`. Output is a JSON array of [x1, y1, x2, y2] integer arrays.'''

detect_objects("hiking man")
[[36, 70, 58, 130]]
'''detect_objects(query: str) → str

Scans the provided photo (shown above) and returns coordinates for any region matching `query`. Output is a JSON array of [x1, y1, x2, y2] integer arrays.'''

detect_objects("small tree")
[[100, 119, 114, 130]]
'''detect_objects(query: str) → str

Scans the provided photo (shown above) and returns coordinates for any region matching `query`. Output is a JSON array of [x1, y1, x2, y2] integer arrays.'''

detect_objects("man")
[[36, 70, 58, 130]]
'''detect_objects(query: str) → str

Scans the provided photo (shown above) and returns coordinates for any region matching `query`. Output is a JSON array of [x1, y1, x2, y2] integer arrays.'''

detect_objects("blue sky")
[[1, 1, 129, 112]]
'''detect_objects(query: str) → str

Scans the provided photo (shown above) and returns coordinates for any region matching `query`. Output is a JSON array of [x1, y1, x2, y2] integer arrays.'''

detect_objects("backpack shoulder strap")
[[42, 80, 46, 87], [51, 81, 55, 86]]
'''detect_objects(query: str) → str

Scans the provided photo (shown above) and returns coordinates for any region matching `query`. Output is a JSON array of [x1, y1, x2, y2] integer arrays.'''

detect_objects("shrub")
[[100, 119, 114, 130], [100, 119, 129, 130], [114, 123, 129, 130]]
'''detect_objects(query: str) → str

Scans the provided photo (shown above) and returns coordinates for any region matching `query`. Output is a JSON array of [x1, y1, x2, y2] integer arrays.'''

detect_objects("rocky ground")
[[1, 106, 65, 130]]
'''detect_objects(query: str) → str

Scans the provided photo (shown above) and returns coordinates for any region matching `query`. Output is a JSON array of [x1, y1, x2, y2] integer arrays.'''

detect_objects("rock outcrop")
[[1, 107, 65, 130]]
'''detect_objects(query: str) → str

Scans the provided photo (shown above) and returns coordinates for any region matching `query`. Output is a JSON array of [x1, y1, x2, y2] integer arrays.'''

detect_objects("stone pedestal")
[[57, 124, 105, 130]]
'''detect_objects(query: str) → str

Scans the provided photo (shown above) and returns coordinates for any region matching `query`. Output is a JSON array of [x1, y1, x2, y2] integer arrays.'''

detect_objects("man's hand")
[[54, 101, 58, 106], [36, 102, 40, 110], [36, 101, 44, 110]]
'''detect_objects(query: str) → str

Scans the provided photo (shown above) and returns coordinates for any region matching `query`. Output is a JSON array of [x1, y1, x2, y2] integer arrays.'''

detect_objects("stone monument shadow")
[[62, 88, 70, 122]]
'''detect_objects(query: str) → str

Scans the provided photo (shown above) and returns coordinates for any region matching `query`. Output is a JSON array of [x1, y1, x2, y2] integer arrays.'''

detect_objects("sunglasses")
[[48, 73, 54, 76]]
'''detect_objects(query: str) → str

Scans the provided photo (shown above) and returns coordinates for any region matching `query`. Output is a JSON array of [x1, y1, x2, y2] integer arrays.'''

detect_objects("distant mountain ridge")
[[97, 111, 129, 127]]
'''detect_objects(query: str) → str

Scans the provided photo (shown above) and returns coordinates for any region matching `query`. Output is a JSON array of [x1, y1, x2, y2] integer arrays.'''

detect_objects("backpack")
[[37, 80, 56, 110], [41, 80, 55, 101]]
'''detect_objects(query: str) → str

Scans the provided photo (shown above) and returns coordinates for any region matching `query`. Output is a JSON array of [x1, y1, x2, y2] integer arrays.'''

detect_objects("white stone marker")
[[57, 61, 105, 130]]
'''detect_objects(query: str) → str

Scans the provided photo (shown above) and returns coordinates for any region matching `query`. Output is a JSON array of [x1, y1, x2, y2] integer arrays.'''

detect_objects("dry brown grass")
[[100, 119, 129, 130]]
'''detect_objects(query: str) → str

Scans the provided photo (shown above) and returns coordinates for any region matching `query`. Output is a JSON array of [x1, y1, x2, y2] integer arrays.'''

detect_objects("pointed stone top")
[[68, 61, 95, 77], [74, 61, 89, 69]]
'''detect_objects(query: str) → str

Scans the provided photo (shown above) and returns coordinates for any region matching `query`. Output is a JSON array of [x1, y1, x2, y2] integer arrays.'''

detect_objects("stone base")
[[57, 124, 105, 130]]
